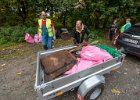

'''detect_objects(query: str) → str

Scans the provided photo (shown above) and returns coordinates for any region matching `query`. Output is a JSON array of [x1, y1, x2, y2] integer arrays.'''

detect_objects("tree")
[[0, 0, 140, 28]]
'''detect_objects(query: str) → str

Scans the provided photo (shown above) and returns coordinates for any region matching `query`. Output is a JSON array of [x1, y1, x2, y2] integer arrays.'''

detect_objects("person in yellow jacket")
[[38, 11, 56, 50]]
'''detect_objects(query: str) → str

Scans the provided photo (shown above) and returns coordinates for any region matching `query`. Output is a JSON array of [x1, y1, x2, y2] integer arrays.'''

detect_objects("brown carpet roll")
[[40, 50, 76, 78]]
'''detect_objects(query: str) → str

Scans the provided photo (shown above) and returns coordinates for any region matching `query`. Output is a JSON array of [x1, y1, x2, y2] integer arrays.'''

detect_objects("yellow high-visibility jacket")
[[38, 19, 53, 37]]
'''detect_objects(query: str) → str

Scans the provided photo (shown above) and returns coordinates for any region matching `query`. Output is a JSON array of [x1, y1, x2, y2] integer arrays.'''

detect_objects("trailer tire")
[[84, 84, 104, 100]]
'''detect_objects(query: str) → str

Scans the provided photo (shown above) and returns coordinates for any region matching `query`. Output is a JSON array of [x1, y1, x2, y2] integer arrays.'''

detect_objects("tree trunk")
[[63, 13, 66, 27], [17, 0, 27, 23], [62, 7, 67, 27], [94, 13, 100, 29]]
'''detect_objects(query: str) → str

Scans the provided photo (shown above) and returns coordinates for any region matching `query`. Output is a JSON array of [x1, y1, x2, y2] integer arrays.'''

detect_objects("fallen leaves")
[[0, 63, 6, 72], [111, 88, 121, 95], [16, 72, 22, 75], [124, 72, 128, 75], [1, 63, 6, 67], [116, 70, 121, 74]]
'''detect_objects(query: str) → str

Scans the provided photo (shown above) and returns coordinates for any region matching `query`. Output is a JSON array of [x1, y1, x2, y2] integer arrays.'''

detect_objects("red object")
[[51, 20, 54, 27], [83, 41, 89, 46], [77, 92, 84, 100], [42, 19, 54, 27], [42, 20, 46, 26]]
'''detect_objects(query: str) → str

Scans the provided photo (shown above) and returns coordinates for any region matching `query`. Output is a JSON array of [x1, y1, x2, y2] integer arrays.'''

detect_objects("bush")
[[0, 25, 37, 44], [89, 29, 104, 41]]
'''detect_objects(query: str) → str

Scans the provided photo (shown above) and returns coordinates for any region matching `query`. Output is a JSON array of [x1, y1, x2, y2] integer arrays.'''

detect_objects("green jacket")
[[120, 22, 131, 33]]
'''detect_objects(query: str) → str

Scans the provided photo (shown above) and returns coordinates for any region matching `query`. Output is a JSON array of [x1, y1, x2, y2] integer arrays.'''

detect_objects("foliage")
[[0, 0, 140, 27], [0, 26, 37, 44], [0, 0, 140, 44], [89, 29, 104, 42]]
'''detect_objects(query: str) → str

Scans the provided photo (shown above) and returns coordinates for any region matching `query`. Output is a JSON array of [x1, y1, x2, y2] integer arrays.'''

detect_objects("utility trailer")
[[35, 45, 125, 100]]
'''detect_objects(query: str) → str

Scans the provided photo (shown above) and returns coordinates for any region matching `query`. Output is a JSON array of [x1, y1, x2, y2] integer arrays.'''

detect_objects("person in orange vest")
[[38, 11, 56, 50]]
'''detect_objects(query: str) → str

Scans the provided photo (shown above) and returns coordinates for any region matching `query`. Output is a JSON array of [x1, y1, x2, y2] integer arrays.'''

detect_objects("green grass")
[[0, 43, 20, 49]]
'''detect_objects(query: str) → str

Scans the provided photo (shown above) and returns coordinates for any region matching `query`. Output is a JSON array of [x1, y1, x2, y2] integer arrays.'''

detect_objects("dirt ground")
[[0, 39, 73, 100], [0, 43, 40, 100], [0, 40, 140, 100]]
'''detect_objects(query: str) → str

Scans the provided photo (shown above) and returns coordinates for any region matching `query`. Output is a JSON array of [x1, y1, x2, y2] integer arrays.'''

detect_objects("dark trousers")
[[43, 45, 48, 50], [109, 31, 115, 41]]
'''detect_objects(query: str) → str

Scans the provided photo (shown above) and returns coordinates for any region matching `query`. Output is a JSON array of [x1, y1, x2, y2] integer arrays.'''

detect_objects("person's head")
[[113, 19, 117, 24], [126, 18, 131, 23], [41, 11, 46, 20], [76, 20, 83, 29]]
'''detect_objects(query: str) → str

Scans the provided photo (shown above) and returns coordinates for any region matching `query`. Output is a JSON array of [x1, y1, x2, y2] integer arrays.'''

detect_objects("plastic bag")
[[80, 46, 113, 61], [25, 33, 34, 43], [34, 34, 42, 43]]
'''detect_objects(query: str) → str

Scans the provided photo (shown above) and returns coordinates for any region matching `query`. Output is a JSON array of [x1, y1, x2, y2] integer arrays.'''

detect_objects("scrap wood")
[[68, 46, 82, 53]]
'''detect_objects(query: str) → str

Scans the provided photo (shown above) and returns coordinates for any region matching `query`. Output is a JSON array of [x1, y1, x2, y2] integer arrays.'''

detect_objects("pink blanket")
[[65, 46, 113, 74]]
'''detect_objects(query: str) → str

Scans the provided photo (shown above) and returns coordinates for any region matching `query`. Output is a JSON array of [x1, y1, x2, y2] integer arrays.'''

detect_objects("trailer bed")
[[35, 45, 125, 100]]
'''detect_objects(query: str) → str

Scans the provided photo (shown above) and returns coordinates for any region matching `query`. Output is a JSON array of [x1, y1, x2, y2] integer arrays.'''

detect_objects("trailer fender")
[[77, 75, 105, 99]]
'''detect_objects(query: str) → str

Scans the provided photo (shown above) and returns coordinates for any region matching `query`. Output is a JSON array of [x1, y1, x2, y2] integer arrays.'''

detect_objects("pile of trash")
[[41, 45, 113, 79], [25, 33, 42, 44]]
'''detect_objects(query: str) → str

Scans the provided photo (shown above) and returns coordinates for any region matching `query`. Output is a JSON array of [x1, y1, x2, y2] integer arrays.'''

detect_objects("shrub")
[[0, 25, 37, 44], [89, 29, 104, 41]]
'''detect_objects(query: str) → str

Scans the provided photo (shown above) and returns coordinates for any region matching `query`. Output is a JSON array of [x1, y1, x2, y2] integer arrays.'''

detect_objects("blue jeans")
[[42, 37, 52, 49], [42, 25, 52, 50]]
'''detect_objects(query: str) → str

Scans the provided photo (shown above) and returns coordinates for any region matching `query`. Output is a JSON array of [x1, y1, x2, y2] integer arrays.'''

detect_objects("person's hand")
[[76, 43, 80, 46], [83, 41, 89, 46], [53, 35, 56, 41]]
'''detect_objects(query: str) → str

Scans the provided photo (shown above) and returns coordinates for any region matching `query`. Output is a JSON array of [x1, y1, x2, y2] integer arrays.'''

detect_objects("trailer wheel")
[[84, 84, 104, 100]]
